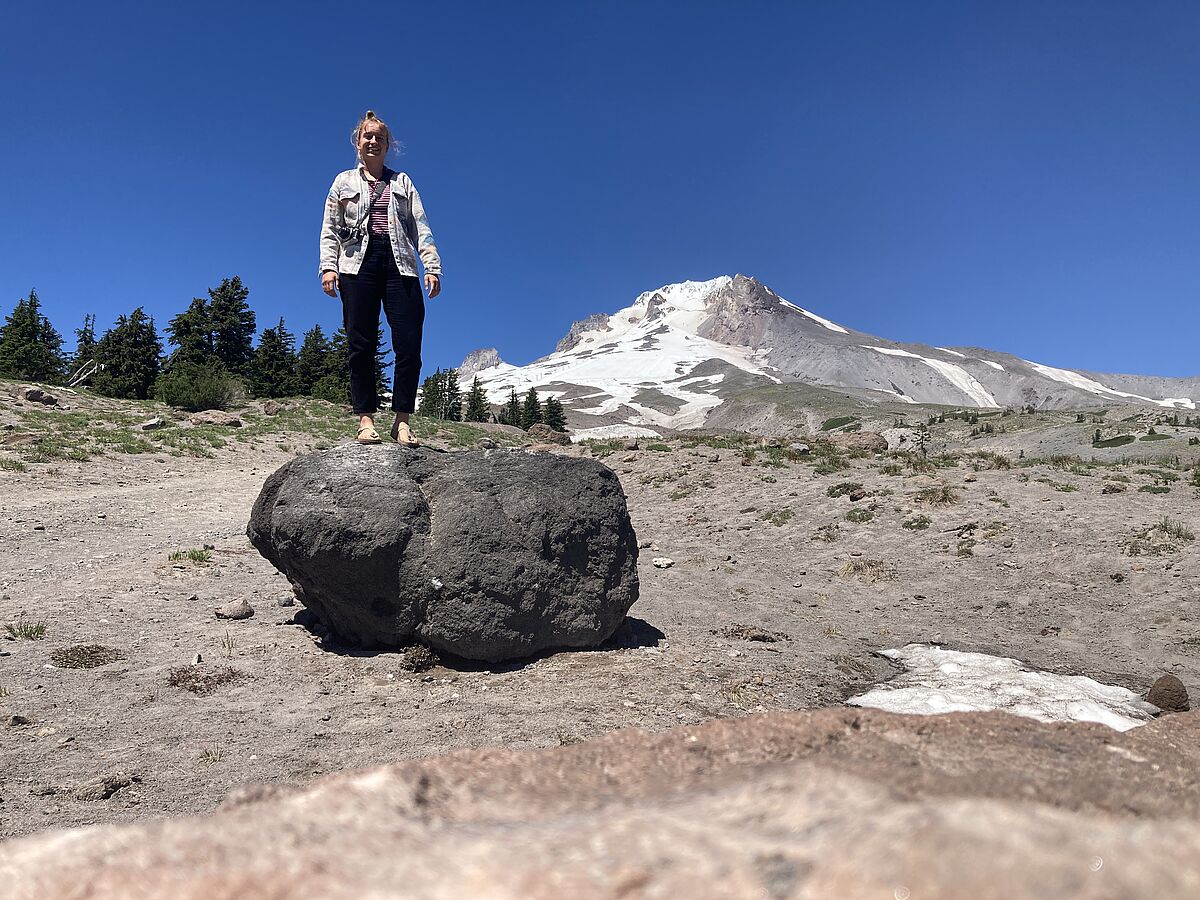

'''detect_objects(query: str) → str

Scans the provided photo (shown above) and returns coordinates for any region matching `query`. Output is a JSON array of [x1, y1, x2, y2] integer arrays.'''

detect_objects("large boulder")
[[247, 445, 638, 661]]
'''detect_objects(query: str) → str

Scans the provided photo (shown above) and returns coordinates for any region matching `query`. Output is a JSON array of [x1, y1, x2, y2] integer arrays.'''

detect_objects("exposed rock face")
[[458, 347, 506, 379], [5, 708, 1200, 899], [554, 313, 611, 353], [247, 445, 638, 661]]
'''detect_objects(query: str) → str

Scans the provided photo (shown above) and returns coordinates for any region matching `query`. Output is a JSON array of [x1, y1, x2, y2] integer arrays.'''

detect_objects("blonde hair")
[[352, 110, 397, 160]]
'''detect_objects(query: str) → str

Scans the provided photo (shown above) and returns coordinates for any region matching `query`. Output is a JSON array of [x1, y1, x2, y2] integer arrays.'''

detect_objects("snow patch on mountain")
[[1026, 361, 1196, 410], [935, 347, 966, 358], [867, 347, 999, 408], [778, 298, 849, 334], [477, 277, 778, 428]]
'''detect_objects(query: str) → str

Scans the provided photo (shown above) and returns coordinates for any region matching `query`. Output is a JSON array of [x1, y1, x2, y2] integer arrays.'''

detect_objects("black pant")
[[340, 235, 425, 415]]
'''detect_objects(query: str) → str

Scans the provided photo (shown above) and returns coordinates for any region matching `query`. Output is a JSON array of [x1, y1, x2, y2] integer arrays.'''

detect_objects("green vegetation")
[[915, 485, 959, 505], [0, 290, 65, 382], [3, 620, 47, 640], [761, 507, 794, 527], [845, 507, 874, 523], [826, 481, 863, 498], [879, 463, 903, 476], [1140, 432, 1172, 442], [0, 457, 27, 472], [169, 548, 213, 564], [646, 442, 672, 452], [902, 515, 931, 530], [812, 523, 841, 542], [1092, 434, 1135, 449], [1138, 485, 1170, 494], [820, 415, 857, 431], [1155, 518, 1195, 541]]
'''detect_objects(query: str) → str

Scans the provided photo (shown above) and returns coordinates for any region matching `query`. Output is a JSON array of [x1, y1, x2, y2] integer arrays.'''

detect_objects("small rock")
[[624, 440, 639, 451], [652, 557, 674, 569], [262, 400, 282, 416], [37, 726, 56, 737], [21, 387, 58, 406], [1102, 483, 1126, 494], [963, 474, 977, 483], [8, 714, 31, 726], [740, 456, 752, 467], [1146, 674, 1189, 712], [477, 438, 498, 450], [190, 410, 242, 428], [75, 772, 139, 802], [526, 423, 571, 446], [276, 594, 296, 607], [847, 489, 867, 502], [709, 454, 720, 462], [789, 443, 810, 454], [137, 417, 168, 431], [214, 599, 254, 620], [1110, 573, 1126, 583], [638, 539, 654, 549], [192, 653, 203, 665], [1002, 538, 1014, 548]]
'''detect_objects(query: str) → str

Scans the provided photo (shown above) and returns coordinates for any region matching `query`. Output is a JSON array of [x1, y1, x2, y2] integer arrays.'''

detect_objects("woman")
[[319, 110, 442, 446]]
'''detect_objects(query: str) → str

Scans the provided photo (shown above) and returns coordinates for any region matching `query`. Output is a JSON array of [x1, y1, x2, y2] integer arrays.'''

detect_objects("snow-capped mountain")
[[460, 275, 1199, 436]]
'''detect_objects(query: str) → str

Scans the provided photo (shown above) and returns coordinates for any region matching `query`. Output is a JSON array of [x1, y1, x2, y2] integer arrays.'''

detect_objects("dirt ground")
[[1, 392, 1198, 839]]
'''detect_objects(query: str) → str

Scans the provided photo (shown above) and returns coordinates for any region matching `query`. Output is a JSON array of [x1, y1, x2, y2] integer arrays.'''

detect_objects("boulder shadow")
[[289, 610, 666, 672]]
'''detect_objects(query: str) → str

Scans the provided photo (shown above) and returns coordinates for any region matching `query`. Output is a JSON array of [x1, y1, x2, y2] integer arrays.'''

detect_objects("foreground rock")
[[4, 708, 1200, 899], [247, 445, 638, 661]]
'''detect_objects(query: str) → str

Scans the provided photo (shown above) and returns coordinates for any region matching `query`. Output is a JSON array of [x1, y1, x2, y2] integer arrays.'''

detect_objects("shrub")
[[902, 515, 931, 530], [155, 362, 239, 411], [915, 485, 959, 505], [169, 548, 212, 563], [845, 507, 874, 523], [51, 644, 123, 668], [827, 481, 863, 498], [4, 620, 47, 640]]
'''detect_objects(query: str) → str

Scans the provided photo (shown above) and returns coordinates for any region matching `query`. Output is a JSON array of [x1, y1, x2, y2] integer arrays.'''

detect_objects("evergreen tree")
[[418, 368, 445, 418], [520, 388, 543, 430], [207, 276, 256, 375], [0, 290, 66, 382], [543, 395, 567, 432], [165, 298, 214, 368], [251, 318, 299, 398], [311, 326, 349, 404], [500, 388, 522, 426], [464, 377, 490, 422], [72, 313, 97, 368], [375, 324, 391, 399], [92, 308, 162, 399], [441, 368, 462, 421], [295, 325, 330, 394]]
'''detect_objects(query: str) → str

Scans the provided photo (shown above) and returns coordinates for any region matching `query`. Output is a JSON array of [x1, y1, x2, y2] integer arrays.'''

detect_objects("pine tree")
[[251, 318, 299, 398], [72, 314, 96, 368], [295, 325, 330, 394], [502, 388, 521, 426], [165, 298, 214, 368], [441, 368, 462, 421], [464, 377, 490, 422], [0, 290, 66, 382], [311, 327, 349, 404], [92, 308, 162, 399], [418, 368, 445, 418], [520, 388, 543, 430], [207, 277, 256, 376], [375, 324, 391, 399], [543, 395, 567, 432]]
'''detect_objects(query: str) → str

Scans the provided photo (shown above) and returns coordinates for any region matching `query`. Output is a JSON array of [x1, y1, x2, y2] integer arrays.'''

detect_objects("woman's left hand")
[[424, 274, 441, 299]]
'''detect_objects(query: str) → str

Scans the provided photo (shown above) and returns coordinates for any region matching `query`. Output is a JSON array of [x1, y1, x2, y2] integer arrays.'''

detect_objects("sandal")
[[356, 424, 382, 444], [391, 420, 420, 447]]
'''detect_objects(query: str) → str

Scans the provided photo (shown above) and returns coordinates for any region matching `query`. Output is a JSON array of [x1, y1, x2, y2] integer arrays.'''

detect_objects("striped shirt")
[[367, 179, 390, 234]]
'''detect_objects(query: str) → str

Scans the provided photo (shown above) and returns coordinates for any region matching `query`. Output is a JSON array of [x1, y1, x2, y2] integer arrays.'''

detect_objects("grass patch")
[[168, 665, 243, 695], [1140, 432, 1172, 442], [761, 507, 794, 527], [826, 481, 863, 498], [902, 515, 931, 530], [3, 620, 47, 640], [837, 558, 898, 582], [646, 442, 671, 452], [915, 485, 959, 505], [812, 523, 841, 542], [1093, 435, 1136, 449], [667, 485, 695, 501], [879, 463, 903, 476], [845, 507, 874, 524], [169, 548, 213, 564], [51, 644, 124, 669], [1138, 485, 1170, 494], [966, 450, 1011, 470], [0, 457, 27, 472], [1155, 518, 1195, 541], [820, 415, 858, 431]]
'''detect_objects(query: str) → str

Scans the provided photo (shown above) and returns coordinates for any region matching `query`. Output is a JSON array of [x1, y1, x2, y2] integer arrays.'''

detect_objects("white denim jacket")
[[318, 166, 442, 278]]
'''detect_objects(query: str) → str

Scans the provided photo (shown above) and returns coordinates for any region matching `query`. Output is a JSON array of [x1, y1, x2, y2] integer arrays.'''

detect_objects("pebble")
[[652, 557, 674, 569], [8, 714, 31, 727], [276, 594, 296, 607], [192, 653, 203, 665], [214, 599, 254, 620]]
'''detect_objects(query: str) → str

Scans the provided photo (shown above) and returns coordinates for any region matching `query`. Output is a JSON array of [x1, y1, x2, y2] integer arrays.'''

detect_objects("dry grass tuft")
[[51, 644, 123, 669], [837, 559, 898, 583], [168, 665, 243, 695]]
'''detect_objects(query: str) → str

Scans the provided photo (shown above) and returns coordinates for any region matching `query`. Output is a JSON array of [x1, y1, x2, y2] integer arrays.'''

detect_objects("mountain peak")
[[457, 348, 506, 379]]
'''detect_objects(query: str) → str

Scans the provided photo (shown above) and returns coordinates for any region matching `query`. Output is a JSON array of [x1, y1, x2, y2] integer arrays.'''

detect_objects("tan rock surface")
[[3, 708, 1200, 899]]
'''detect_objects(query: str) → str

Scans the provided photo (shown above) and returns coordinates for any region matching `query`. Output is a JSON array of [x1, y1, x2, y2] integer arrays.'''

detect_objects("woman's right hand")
[[321, 271, 339, 298]]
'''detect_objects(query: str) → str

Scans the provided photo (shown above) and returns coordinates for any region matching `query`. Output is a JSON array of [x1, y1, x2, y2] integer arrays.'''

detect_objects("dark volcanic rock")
[[1147, 674, 1190, 712], [247, 445, 639, 661]]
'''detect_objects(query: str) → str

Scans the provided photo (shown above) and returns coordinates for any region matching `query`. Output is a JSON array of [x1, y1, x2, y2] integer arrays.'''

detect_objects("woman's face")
[[358, 123, 389, 164]]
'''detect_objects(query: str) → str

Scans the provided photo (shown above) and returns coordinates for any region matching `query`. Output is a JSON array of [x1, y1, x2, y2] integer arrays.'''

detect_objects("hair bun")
[[364, 110, 377, 119]]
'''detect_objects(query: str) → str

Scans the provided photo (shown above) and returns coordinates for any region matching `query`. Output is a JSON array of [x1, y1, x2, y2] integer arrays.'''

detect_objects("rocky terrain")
[[1, 379, 1198, 895]]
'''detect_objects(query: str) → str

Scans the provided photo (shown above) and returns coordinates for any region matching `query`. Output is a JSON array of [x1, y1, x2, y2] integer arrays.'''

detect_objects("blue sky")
[[2, 1, 1198, 377]]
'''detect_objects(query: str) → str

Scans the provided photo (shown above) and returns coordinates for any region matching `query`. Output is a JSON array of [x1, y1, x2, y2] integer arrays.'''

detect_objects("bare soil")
[[1, 386, 1197, 839]]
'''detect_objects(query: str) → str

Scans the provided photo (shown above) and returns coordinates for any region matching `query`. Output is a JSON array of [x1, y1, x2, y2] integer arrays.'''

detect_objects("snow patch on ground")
[[979, 359, 1005, 371], [848, 644, 1159, 732], [935, 347, 966, 358], [778, 299, 850, 334], [569, 424, 662, 443], [865, 347, 1000, 408], [1026, 360, 1196, 410]]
